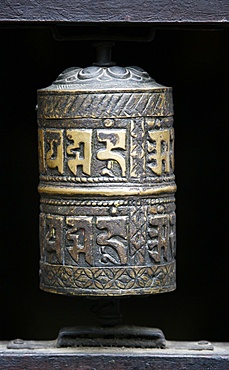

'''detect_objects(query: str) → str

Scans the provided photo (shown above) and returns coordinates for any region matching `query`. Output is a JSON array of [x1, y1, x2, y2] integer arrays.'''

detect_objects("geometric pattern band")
[[40, 261, 176, 297]]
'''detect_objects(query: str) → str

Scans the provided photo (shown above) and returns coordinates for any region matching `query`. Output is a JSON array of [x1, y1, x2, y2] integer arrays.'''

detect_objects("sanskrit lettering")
[[38, 128, 127, 177], [147, 129, 174, 176], [96, 216, 128, 265], [97, 130, 126, 176], [66, 129, 92, 176], [44, 214, 64, 264], [147, 215, 169, 263], [66, 216, 93, 266], [147, 213, 176, 263], [45, 130, 64, 174]]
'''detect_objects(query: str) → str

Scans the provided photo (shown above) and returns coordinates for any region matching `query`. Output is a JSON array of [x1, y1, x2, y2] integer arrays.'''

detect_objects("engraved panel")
[[39, 127, 129, 181], [39, 124, 175, 184], [39, 197, 176, 296]]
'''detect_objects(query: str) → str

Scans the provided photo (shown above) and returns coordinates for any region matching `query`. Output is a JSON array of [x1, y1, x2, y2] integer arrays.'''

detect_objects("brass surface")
[[37, 66, 176, 297], [38, 184, 177, 196]]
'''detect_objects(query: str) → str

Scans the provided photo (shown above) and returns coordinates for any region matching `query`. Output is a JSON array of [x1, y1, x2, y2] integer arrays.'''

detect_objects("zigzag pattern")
[[130, 118, 145, 178], [38, 91, 173, 119]]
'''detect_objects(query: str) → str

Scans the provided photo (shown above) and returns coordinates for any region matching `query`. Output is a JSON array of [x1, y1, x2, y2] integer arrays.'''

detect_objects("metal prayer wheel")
[[37, 60, 176, 297]]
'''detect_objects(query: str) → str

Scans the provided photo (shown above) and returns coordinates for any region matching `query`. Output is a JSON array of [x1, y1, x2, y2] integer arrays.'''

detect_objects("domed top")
[[41, 65, 167, 92]]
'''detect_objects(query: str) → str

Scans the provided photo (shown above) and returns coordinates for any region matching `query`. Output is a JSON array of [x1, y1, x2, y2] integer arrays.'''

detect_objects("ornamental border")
[[40, 262, 175, 296], [40, 175, 127, 183], [38, 91, 173, 119], [39, 175, 175, 183], [40, 196, 175, 206]]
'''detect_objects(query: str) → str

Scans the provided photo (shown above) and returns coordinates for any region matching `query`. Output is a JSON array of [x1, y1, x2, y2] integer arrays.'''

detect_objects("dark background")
[[0, 26, 228, 342]]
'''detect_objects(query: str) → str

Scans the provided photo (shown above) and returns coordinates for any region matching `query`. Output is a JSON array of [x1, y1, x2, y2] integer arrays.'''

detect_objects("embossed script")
[[147, 129, 174, 175]]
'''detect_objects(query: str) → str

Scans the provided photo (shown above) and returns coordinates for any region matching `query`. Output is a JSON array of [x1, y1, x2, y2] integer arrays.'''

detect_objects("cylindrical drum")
[[37, 65, 176, 296]]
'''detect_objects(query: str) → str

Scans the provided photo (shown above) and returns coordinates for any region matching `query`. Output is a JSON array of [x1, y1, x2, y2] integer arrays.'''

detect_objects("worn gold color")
[[46, 129, 64, 174], [97, 129, 126, 176], [37, 65, 176, 296], [38, 184, 176, 196], [148, 129, 174, 175], [66, 129, 92, 176], [38, 129, 45, 173]]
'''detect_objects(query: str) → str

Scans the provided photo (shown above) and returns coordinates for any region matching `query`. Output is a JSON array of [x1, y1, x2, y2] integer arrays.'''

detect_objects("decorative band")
[[37, 91, 173, 119], [38, 184, 177, 196], [39, 175, 175, 184], [40, 196, 175, 206], [40, 262, 176, 297]]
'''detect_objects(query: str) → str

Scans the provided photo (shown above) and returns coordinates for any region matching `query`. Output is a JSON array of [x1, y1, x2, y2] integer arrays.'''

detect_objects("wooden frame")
[[1, 341, 229, 369], [1, 1, 228, 368], [0, 0, 229, 24]]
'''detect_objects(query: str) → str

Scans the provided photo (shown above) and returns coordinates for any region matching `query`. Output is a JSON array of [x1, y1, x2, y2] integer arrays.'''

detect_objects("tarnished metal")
[[37, 64, 176, 297], [57, 326, 166, 348]]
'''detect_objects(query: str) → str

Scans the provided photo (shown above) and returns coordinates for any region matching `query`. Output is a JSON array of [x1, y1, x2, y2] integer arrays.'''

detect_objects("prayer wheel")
[[37, 60, 176, 297]]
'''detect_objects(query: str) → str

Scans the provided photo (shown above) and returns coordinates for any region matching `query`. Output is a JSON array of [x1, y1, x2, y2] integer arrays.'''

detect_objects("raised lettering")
[[148, 129, 174, 175], [97, 129, 126, 176], [67, 129, 92, 176], [66, 216, 93, 266], [96, 216, 128, 265], [45, 215, 64, 264], [147, 215, 169, 263], [46, 130, 64, 174]]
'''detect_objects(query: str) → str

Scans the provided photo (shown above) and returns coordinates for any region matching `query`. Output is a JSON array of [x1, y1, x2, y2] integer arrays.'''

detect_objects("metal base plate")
[[57, 326, 166, 348]]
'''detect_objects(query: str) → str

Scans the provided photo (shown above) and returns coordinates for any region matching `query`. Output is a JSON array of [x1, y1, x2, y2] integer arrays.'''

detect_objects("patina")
[[37, 63, 176, 297]]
